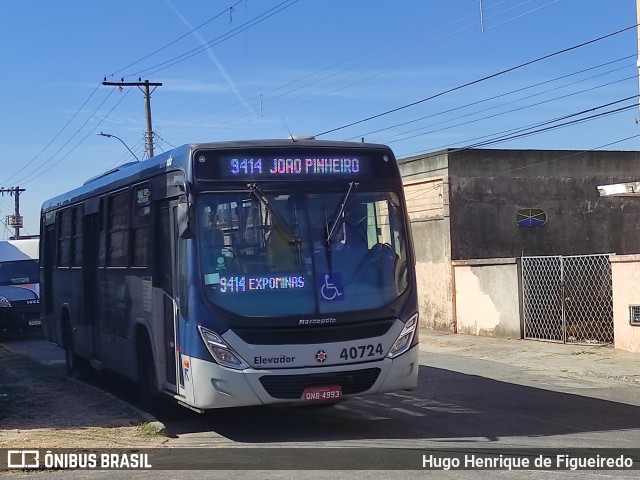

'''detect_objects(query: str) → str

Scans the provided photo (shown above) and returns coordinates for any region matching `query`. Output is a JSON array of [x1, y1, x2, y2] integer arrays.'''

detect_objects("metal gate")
[[521, 254, 613, 345]]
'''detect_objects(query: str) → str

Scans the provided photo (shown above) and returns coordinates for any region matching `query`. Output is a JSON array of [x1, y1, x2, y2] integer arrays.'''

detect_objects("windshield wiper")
[[326, 181, 359, 246], [247, 183, 300, 244]]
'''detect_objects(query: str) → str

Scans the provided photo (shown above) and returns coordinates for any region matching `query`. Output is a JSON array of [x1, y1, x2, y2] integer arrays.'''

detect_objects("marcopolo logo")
[[298, 317, 337, 326]]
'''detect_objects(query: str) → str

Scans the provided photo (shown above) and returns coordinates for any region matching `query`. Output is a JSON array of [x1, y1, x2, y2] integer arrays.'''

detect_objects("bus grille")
[[259, 368, 381, 399], [233, 319, 395, 345]]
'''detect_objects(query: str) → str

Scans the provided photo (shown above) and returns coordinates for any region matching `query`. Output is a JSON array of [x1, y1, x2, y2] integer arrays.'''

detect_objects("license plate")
[[28, 320, 41, 326], [302, 385, 342, 402]]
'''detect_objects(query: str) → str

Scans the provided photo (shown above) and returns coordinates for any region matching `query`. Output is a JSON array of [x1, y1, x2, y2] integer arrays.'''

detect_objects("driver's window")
[[367, 200, 392, 248]]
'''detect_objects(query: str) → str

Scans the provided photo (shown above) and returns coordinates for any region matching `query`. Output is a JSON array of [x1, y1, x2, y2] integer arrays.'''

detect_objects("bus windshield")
[[198, 189, 409, 316]]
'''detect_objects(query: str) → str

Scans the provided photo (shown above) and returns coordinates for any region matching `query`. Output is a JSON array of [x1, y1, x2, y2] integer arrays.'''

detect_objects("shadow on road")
[[3, 332, 640, 446], [160, 365, 640, 443]]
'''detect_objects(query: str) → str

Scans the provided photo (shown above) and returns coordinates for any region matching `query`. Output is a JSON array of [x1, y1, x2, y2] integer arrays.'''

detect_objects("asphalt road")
[[3, 329, 640, 479]]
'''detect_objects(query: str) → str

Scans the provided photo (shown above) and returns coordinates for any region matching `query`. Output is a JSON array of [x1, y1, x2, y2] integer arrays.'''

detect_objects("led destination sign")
[[194, 148, 399, 181], [229, 157, 360, 176]]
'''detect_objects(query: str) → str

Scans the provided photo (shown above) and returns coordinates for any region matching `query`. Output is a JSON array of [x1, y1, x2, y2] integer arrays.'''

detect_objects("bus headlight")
[[0, 296, 12, 308], [387, 313, 418, 359], [198, 326, 249, 370]]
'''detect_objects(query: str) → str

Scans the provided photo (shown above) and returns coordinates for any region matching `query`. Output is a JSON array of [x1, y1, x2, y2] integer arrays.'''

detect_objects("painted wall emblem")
[[517, 208, 547, 227]]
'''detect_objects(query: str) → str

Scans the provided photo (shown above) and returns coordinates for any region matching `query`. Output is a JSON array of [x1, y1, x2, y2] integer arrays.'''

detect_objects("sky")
[[1, 0, 638, 236]]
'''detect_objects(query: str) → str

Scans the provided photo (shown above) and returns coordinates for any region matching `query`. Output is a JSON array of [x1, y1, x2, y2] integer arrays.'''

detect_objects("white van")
[[0, 238, 40, 332]]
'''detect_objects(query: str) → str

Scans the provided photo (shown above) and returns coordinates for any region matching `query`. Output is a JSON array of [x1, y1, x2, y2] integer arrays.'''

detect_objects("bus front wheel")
[[137, 335, 161, 410], [137, 334, 183, 419]]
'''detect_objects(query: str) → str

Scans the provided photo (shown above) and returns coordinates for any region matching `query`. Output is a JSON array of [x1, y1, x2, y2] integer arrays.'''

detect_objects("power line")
[[381, 72, 636, 145], [17, 0, 554, 187], [401, 132, 640, 182], [400, 95, 639, 159], [347, 54, 636, 141], [16, 90, 132, 186], [460, 101, 639, 149], [130, 0, 302, 78], [11, 1, 296, 190], [106, 0, 246, 79], [0, 83, 102, 186], [314, 23, 638, 138], [199, 0, 553, 125]]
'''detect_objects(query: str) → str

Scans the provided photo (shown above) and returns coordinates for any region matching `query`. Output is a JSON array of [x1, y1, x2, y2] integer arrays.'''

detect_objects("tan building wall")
[[399, 149, 453, 331], [453, 258, 521, 338], [403, 177, 453, 330], [610, 254, 640, 353]]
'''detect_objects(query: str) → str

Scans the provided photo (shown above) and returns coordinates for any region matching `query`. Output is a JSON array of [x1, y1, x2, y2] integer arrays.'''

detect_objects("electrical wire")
[[0, 83, 103, 186], [461, 101, 638, 149], [106, 0, 246, 79], [399, 95, 639, 159], [381, 73, 636, 145], [201, 0, 550, 124], [400, 132, 640, 183], [275, 0, 560, 116], [313, 24, 638, 138], [17, 89, 132, 186], [346, 54, 636, 141], [131, 0, 302, 78]]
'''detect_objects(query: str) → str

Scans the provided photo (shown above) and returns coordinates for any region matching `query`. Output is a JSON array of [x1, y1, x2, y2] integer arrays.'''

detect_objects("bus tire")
[[137, 333, 175, 418], [62, 320, 89, 379], [138, 336, 158, 405], [137, 333, 184, 419]]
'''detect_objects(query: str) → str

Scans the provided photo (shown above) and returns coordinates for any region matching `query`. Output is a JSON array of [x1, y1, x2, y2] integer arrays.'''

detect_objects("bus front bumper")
[[187, 344, 419, 410]]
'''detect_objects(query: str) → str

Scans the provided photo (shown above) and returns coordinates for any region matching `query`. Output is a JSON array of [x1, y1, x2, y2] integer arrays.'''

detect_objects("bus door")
[[156, 199, 187, 398], [41, 222, 56, 343]]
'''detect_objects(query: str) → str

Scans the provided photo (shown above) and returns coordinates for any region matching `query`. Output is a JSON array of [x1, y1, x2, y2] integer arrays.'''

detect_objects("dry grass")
[[0, 345, 167, 449]]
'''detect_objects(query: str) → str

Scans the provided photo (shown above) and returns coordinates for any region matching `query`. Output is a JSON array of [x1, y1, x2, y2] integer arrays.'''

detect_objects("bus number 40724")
[[340, 343, 384, 360]]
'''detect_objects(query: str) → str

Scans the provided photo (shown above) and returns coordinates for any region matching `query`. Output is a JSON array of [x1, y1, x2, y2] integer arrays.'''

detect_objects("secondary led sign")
[[215, 275, 306, 293]]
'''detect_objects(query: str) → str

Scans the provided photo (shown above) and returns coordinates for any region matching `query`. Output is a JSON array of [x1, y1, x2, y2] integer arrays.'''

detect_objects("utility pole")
[[0, 187, 26, 239], [102, 79, 163, 159]]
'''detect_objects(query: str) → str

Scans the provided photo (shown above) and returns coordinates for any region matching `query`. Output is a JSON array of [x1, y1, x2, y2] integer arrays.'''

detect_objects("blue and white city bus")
[[40, 139, 419, 411]]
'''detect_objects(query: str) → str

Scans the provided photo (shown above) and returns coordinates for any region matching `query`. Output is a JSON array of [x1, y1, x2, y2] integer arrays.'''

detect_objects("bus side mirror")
[[176, 202, 192, 239]]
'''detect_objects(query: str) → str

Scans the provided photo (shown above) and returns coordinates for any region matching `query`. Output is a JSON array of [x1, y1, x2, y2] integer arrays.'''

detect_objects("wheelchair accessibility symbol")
[[319, 273, 343, 301]]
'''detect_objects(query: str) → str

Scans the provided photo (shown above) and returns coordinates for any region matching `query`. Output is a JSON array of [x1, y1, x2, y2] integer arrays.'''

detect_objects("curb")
[[418, 330, 640, 386]]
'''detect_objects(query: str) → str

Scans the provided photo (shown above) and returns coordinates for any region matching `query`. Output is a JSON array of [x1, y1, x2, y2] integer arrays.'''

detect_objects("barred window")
[[132, 185, 151, 267], [107, 191, 130, 267], [71, 205, 83, 267], [57, 209, 72, 267]]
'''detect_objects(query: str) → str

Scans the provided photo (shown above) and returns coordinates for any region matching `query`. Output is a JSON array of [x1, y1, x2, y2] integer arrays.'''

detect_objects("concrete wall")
[[453, 258, 521, 338], [610, 254, 640, 353], [399, 151, 453, 330], [397, 148, 640, 344], [447, 149, 640, 259]]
